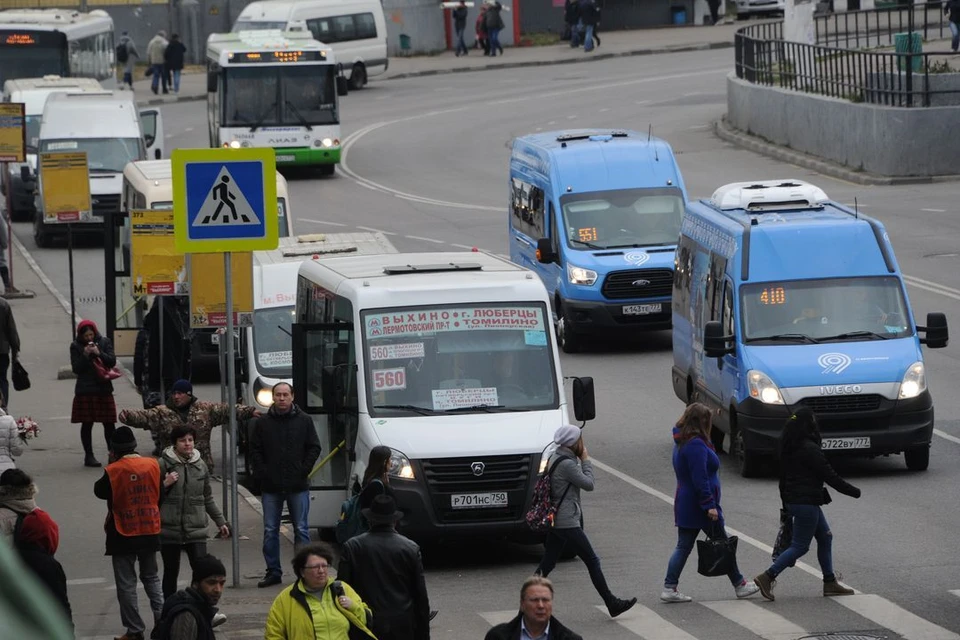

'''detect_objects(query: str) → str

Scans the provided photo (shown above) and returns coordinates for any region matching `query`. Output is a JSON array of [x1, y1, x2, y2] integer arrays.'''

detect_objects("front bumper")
[[274, 146, 341, 166], [562, 297, 672, 335]]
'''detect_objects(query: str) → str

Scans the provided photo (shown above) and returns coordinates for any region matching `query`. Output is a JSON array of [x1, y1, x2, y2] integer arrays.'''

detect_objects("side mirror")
[[322, 365, 344, 413], [919, 312, 948, 348], [572, 376, 596, 422], [704, 320, 733, 358], [154, 148, 162, 160], [207, 70, 217, 93], [536, 238, 556, 264], [336, 76, 349, 97], [20, 166, 30, 182]]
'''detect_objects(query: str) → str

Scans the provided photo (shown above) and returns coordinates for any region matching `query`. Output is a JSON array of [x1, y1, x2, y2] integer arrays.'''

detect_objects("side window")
[[509, 177, 545, 239], [549, 202, 560, 256], [307, 18, 335, 42], [722, 280, 735, 337], [333, 15, 357, 41], [134, 192, 146, 209], [709, 253, 726, 321], [355, 12, 377, 39], [673, 238, 693, 313]]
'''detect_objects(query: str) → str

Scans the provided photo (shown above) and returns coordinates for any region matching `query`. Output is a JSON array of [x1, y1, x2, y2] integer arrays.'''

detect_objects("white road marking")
[[934, 429, 960, 446], [479, 610, 518, 626], [599, 107, 610, 112], [356, 225, 397, 236], [701, 601, 806, 640], [67, 577, 107, 585], [405, 235, 445, 244], [834, 594, 960, 640], [451, 243, 475, 250], [597, 603, 699, 639], [903, 274, 960, 302], [921, 208, 946, 212], [300, 219, 348, 227], [950, 589, 960, 599]]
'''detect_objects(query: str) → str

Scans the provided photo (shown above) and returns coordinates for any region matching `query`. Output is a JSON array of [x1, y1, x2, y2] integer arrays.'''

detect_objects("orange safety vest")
[[106, 456, 161, 537]]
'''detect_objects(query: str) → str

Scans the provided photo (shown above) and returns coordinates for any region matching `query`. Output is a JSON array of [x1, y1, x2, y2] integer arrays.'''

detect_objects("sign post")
[[0, 103, 26, 295], [173, 147, 278, 587]]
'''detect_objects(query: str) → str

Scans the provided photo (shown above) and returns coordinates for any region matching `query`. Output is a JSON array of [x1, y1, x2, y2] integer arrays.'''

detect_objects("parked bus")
[[0, 9, 116, 88], [206, 30, 348, 175]]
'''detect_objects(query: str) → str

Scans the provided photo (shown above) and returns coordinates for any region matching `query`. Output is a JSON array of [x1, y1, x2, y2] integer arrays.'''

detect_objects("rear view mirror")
[[336, 76, 349, 97], [704, 320, 733, 358], [536, 238, 556, 264], [572, 376, 596, 422], [919, 312, 948, 348]]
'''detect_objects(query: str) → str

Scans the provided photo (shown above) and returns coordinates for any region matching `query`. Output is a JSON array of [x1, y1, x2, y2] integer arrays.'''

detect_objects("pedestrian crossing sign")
[[172, 147, 278, 252]]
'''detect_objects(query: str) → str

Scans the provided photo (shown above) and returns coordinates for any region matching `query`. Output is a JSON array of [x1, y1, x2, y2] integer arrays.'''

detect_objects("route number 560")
[[373, 368, 406, 391]]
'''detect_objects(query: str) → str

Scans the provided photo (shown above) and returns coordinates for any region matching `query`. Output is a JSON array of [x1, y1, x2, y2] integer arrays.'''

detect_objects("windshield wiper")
[[604, 242, 664, 249], [277, 324, 292, 338], [443, 404, 507, 413], [283, 100, 313, 131], [373, 404, 437, 416], [89, 167, 119, 174], [248, 102, 278, 132], [746, 333, 819, 344], [818, 330, 888, 341], [572, 240, 605, 250]]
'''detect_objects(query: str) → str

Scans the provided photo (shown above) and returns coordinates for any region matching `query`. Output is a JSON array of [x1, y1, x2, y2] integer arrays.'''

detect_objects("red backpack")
[[524, 457, 572, 533]]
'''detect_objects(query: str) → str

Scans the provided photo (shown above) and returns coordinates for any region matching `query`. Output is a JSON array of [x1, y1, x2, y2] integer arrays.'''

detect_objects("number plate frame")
[[622, 303, 663, 316], [450, 492, 508, 509], [821, 437, 871, 450], [275, 154, 296, 163]]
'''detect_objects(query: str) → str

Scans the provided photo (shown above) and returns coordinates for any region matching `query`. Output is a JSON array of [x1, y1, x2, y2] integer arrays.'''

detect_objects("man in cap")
[[337, 494, 431, 639], [94, 426, 165, 640], [152, 554, 227, 639]]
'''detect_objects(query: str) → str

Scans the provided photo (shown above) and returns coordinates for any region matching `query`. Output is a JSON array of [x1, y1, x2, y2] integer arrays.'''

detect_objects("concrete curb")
[[713, 117, 958, 186]]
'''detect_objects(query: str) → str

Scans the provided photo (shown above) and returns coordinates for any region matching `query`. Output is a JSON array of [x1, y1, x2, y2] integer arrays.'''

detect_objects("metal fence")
[[814, 2, 949, 48], [735, 7, 960, 107]]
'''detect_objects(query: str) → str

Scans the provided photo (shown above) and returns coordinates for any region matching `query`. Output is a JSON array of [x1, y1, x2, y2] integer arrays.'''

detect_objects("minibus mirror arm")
[[917, 312, 949, 348]]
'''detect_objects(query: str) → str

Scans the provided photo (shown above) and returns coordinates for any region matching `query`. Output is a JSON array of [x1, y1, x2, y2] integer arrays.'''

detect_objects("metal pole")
[[158, 296, 165, 401], [225, 252, 240, 587], [220, 328, 228, 522], [68, 223, 76, 338], [3, 165, 14, 291]]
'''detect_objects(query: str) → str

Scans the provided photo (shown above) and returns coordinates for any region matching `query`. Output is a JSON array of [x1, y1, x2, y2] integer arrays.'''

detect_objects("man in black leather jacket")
[[337, 495, 431, 639]]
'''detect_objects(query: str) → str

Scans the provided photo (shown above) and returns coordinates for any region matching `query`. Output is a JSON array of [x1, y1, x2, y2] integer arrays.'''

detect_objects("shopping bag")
[[772, 508, 796, 566], [11, 361, 30, 391], [92, 358, 122, 382], [697, 531, 739, 577]]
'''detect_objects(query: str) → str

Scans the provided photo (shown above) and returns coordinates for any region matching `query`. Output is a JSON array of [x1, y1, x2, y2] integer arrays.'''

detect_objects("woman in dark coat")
[[754, 407, 860, 601], [70, 320, 117, 467], [163, 33, 187, 94]]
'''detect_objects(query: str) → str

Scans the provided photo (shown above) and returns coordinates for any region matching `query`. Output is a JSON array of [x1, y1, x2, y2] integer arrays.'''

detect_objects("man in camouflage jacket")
[[119, 379, 259, 474]]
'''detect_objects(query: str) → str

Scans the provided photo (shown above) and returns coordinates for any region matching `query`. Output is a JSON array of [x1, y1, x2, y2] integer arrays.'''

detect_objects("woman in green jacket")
[[159, 425, 230, 599], [265, 542, 376, 640]]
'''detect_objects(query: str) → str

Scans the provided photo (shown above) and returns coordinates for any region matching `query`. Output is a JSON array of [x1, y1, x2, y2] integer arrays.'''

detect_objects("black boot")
[[84, 453, 102, 467], [606, 596, 637, 618], [81, 426, 101, 467]]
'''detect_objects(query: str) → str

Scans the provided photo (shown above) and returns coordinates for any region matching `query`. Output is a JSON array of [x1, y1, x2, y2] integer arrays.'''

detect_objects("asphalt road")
[[14, 50, 960, 639]]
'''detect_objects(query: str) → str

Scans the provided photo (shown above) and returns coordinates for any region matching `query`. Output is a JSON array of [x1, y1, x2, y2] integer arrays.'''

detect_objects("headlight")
[[899, 361, 926, 399], [567, 263, 598, 286], [747, 370, 784, 405], [255, 387, 274, 407], [388, 448, 415, 480], [223, 140, 241, 149], [539, 442, 558, 473], [321, 137, 334, 148]]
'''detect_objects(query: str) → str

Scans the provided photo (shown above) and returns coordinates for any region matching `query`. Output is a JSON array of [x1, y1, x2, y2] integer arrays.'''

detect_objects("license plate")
[[450, 492, 508, 509], [821, 437, 871, 450], [276, 154, 295, 163], [623, 303, 662, 315]]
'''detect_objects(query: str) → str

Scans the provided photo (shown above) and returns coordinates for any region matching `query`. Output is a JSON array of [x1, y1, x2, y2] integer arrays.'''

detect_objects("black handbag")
[[772, 507, 795, 565], [697, 525, 739, 577], [11, 361, 30, 391]]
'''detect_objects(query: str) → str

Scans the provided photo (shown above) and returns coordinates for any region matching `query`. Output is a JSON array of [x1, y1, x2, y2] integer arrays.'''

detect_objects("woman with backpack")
[[358, 445, 393, 511], [534, 425, 636, 619], [661, 403, 759, 603]]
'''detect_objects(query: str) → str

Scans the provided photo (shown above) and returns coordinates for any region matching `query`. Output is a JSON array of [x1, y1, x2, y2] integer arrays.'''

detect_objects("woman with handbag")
[[70, 320, 118, 468], [662, 403, 759, 603], [754, 407, 860, 601]]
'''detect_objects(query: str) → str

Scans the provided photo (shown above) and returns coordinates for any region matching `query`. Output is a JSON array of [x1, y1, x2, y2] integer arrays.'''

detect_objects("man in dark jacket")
[[946, 0, 960, 51], [485, 576, 582, 640], [152, 554, 225, 640], [163, 33, 187, 94], [484, 1, 504, 56], [0, 295, 20, 410], [453, 1, 469, 56], [338, 495, 430, 639], [250, 382, 322, 588]]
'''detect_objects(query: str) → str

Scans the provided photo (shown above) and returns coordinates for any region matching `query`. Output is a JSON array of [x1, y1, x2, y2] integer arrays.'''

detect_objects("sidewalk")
[[132, 23, 738, 106]]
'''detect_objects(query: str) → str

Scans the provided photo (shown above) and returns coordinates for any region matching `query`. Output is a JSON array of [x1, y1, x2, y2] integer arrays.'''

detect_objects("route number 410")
[[373, 367, 406, 391]]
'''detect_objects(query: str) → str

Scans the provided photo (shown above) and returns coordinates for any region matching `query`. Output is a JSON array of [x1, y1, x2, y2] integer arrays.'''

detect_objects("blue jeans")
[[665, 525, 744, 588], [570, 21, 582, 47], [767, 504, 834, 579], [951, 21, 959, 52], [536, 526, 614, 603], [455, 27, 467, 54], [150, 64, 166, 92], [488, 28, 501, 55], [261, 490, 311, 576], [172, 69, 182, 92], [583, 25, 595, 52]]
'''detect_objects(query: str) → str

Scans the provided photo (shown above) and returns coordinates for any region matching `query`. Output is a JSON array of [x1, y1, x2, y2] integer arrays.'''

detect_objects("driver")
[[848, 288, 892, 328], [792, 305, 828, 329]]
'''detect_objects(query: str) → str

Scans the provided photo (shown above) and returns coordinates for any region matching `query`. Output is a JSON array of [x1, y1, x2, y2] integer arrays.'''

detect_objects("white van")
[[34, 91, 163, 247], [1, 75, 104, 220], [232, 0, 388, 89]]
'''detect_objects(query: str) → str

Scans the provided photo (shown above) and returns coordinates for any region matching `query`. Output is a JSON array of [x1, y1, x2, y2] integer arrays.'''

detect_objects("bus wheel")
[[33, 216, 51, 248], [349, 63, 367, 90], [556, 314, 580, 354], [904, 445, 930, 471], [318, 164, 336, 177], [732, 418, 762, 478], [710, 425, 725, 453]]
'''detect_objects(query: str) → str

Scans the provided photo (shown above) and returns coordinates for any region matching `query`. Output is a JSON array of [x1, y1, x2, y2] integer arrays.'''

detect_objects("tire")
[[710, 425, 725, 453], [556, 313, 580, 354], [904, 445, 930, 471], [317, 164, 336, 177], [33, 215, 51, 248], [732, 418, 762, 478], [348, 63, 367, 90]]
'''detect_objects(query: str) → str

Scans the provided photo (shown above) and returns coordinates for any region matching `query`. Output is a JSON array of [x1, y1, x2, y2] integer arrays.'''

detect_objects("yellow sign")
[[131, 209, 187, 296], [39, 152, 90, 223], [189, 252, 254, 328], [0, 103, 25, 163]]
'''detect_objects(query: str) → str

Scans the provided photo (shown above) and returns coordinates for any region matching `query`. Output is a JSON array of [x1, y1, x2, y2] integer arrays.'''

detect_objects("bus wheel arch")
[[554, 298, 580, 354], [731, 410, 762, 477]]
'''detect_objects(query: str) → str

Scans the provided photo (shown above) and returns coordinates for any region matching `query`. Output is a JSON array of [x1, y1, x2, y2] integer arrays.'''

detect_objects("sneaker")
[[754, 572, 776, 601], [257, 573, 282, 588], [211, 613, 227, 627], [660, 587, 692, 603], [823, 574, 855, 597], [735, 580, 760, 598], [607, 596, 637, 618]]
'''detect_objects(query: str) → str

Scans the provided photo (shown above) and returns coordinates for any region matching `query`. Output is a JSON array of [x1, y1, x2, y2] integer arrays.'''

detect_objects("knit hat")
[[112, 426, 138, 454], [553, 424, 582, 447], [191, 554, 226, 584], [17, 508, 60, 555], [171, 379, 193, 395]]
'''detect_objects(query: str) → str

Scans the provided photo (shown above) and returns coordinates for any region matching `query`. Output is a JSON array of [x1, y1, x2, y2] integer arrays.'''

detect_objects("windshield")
[[741, 276, 912, 343], [0, 33, 67, 84], [362, 303, 559, 416], [253, 305, 295, 378], [24, 115, 41, 153], [40, 138, 142, 173], [150, 201, 174, 210], [561, 187, 684, 249], [223, 65, 338, 128], [232, 20, 288, 32]]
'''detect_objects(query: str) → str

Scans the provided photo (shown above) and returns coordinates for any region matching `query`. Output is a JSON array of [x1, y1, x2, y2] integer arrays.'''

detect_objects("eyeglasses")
[[303, 564, 329, 572]]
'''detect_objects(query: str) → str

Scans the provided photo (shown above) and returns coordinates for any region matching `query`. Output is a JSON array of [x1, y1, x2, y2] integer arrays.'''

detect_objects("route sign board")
[[130, 209, 187, 296], [39, 151, 90, 223], [0, 103, 25, 163], [189, 252, 254, 328]]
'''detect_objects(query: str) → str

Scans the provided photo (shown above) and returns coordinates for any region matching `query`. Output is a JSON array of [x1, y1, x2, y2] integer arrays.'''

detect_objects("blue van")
[[672, 179, 948, 476], [509, 129, 688, 352]]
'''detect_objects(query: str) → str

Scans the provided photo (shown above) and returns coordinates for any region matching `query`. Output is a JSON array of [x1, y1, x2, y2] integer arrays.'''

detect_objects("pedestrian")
[[707, 0, 722, 24], [94, 426, 165, 640], [117, 30, 140, 90], [1, 469, 73, 630], [158, 425, 230, 601], [153, 554, 227, 640], [164, 34, 186, 94], [476, 5, 489, 54], [0, 397, 21, 473], [453, 0, 469, 56], [71, 319, 117, 468], [0, 292, 20, 410], [534, 425, 636, 618], [250, 382, 322, 588], [358, 444, 393, 510], [661, 403, 759, 603], [146, 30, 169, 95], [563, 0, 580, 43], [264, 542, 376, 639], [579, 0, 599, 52], [484, 576, 582, 640], [484, 1, 505, 57], [946, 0, 960, 51], [754, 407, 860, 601], [338, 495, 431, 639], [119, 378, 259, 474], [0, 210, 20, 295]]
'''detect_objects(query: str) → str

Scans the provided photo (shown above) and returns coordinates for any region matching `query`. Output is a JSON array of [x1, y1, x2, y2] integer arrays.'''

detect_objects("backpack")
[[335, 479, 382, 544], [524, 456, 573, 533], [115, 41, 129, 64]]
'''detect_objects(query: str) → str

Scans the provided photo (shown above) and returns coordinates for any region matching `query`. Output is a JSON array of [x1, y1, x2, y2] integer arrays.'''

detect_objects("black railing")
[[814, 2, 949, 48]]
